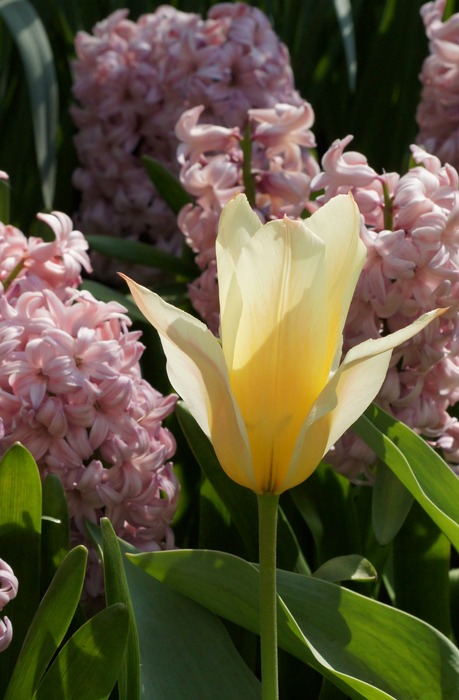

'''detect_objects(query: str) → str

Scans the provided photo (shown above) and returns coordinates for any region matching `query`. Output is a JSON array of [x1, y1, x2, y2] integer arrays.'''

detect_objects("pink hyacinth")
[[416, 0, 459, 169], [0, 202, 179, 596], [313, 138, 459, 480], [71, 3, 301, 284], [176, 101, 319, 331], [0, 558, 18, 653]]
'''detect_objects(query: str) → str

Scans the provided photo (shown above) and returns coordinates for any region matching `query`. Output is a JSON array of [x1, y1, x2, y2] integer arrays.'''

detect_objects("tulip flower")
[[122, 192, 444, 700], [121, 193, 443, 495]]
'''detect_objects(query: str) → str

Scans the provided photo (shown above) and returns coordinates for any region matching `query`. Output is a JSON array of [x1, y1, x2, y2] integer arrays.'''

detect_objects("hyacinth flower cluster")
[[0, 191, 178, 596], [416, 0, 459, 170], [0, 559, 17, 653], [311, 139, 459, 479], [176, 95, 459, 480], [176, 101, 320, 332], [71, 1, 302, 281]]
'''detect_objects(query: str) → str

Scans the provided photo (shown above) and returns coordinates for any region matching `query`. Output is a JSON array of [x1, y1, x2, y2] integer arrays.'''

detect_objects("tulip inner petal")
[[225, 217, 333, 492]]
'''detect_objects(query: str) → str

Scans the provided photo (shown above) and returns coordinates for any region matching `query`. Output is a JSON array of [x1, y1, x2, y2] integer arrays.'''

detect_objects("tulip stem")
[[257, 492, 280, 700]]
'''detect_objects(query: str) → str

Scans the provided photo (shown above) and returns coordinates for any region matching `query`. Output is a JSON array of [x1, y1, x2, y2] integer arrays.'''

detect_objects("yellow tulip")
[[121, 193, 443, 495]]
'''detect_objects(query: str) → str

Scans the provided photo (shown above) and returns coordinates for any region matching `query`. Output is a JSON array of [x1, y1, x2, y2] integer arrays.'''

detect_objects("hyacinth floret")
[[0, 558, 18, 653]]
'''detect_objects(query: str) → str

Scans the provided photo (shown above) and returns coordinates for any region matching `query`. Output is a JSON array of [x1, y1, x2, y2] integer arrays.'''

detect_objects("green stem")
[[257, 492, 280, 700]]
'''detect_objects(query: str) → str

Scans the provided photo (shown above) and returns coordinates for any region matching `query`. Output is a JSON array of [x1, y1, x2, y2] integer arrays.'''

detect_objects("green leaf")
[[290, 462, 361, 565], [353, 404, 459, 553], [0, 0, 57, 208], [392, 501, 452, 637], [86, 235, 197, 278], [4, 546, 87, 700], [141, 155, 194, 214], [0, 175, 10, 222], [101, 518, 140, 700], [176, 402, 310, 573], [312, 555, 377, 583], [332, 0, 356, 90], [40, 473, 70, 593], [33, 603, 129, 700], [129, 549, 459, 700], [372, 461, 413, 545], [120, 539, 261, 699], [0, 443, 42, 694]]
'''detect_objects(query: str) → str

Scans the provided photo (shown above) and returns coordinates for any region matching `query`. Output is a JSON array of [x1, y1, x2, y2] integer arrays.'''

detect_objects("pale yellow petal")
[[305, 194, 366, 370], [221, 216, 333, 492], [121, 275, 256, 490], [279, 308, 446, 493], [216, 193, 263, 368]]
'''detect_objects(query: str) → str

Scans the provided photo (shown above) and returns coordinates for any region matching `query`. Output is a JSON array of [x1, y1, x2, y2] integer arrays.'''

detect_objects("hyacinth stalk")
[[123, 193, 443, 697]]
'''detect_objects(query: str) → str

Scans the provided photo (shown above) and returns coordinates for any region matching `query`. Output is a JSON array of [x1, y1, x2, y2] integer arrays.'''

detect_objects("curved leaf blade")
[[4, 546, 87, 700], [372, 461, 413, 545], [121, 541, 261, 699], [353, 404, 459, 552], [0, 443, 42, 694], [312, 555, 377, 583], [101, 519, 140, 700], [33, 603, 129, 700], [86, 235, 197, 277], [129, 549, 459, 700], [141, 155, 194, 214], [0, 0, 57, 208]]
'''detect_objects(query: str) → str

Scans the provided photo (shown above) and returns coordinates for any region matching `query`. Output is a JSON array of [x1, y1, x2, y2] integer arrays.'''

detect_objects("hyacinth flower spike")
[[122, 193, 444, 699]]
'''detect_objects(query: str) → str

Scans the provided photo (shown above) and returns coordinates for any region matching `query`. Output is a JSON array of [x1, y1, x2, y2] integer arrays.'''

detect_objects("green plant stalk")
[[257, 492, 280, 700]]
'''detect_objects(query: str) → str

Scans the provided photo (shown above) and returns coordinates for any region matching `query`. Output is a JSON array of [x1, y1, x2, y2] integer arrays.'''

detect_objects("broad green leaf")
[[129, 549, 459, 700], [85, 522, 261, 699], [176, 402, 310, 573], [101, 518, 140, 700], [0, 0, 57, 208], [121, 540, 261, 699], [41, 473, 70, 593], [353, 404, 459, 553], [312, 555, 377, 583], [86, 235, 197, 277], [4, 546, 87, 700], [392, 501, 452, 638], [372, 461, 413, 545], [141, 155, 193, 214], [33, 603, 129, 700], [0, 443, 42, 694]]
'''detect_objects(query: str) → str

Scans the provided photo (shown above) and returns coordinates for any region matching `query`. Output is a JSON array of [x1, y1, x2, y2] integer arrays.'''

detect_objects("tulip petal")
[[217, 211, 337, 492], [120, 276, 256, 490], [281, 308, 446, 493], [216, 193, 265, 364], [305, 194, 366, 370]]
